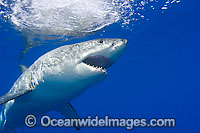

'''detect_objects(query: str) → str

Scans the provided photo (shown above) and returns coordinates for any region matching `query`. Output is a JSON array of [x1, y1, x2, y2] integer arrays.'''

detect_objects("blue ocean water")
[[0, 0, 200, 133]]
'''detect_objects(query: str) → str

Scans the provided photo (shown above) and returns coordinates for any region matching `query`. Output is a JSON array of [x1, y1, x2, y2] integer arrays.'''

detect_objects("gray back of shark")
[[0, 38, 127, 131]]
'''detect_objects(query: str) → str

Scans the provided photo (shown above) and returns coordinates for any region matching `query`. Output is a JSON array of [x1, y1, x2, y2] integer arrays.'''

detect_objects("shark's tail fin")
[[0, 109, 4, 129], [0, 108, 15, 133], [0, 105, 7, 132], [0, 103, 25, 132]]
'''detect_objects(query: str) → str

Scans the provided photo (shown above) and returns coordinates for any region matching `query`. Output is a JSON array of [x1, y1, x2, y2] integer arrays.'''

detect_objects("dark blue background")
[[0, 0, 200, 132]]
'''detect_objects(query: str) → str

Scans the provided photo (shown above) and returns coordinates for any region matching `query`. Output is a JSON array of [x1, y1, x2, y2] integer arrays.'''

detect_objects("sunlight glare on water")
[[1, 0, 119, 35], [0, 0, 181, 39]]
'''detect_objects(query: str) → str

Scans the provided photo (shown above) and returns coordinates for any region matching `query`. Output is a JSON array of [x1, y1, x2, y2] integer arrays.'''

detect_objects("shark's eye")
[[112, 43, 115, 46], [99, 40, 103, 43]]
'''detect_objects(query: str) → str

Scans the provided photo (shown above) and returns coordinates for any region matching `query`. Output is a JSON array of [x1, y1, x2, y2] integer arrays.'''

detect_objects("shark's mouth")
[[83, 55, 113, 73]]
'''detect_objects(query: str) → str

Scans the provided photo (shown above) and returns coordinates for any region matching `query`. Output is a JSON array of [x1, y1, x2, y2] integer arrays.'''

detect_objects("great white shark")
[[0, 38, 127, 132]]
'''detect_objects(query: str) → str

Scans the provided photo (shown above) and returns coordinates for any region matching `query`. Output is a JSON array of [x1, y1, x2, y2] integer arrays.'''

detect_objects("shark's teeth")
[[84, 62, 106, 73]]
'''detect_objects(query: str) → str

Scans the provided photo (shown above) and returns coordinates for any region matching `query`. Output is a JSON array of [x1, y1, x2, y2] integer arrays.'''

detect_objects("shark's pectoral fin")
[[0, 89, 32, 105], [57, 103, 80, 130]]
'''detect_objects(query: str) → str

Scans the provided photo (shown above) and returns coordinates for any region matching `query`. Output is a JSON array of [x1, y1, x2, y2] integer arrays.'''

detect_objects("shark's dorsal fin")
[[0, 89, 32, 105], [19, 65, 28, 73], [57, 103, 80, 130]]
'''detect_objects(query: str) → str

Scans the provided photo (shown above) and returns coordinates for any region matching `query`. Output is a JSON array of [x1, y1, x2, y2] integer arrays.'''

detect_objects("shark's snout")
[[108, 38, 127, 64], [122, 39, 128, 44]]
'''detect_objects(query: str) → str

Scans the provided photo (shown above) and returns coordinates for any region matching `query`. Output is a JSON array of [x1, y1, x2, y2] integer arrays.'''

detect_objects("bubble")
[[2, 0, 120, 36], [0, 0, 181, 52], [0, 0, 181, 35]]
